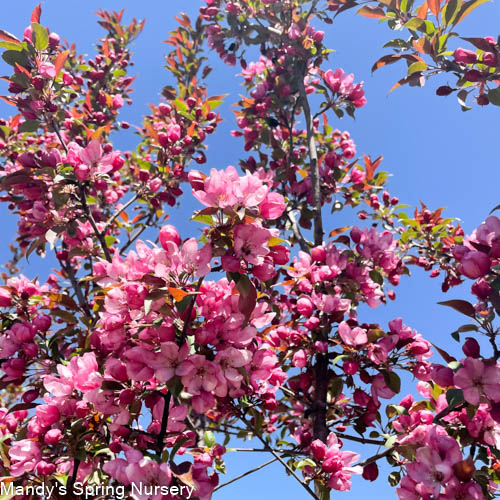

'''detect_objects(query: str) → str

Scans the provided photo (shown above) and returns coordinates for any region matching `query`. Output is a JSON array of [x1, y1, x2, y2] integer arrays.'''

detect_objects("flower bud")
[[462, 337, 480, 358]]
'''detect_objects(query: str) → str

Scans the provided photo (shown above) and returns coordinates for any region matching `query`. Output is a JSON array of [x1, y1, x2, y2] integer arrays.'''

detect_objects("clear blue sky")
[[1, 1, 500, 499]]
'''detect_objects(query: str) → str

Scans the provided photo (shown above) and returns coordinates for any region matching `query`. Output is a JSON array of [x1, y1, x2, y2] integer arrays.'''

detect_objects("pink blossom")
[[234, 223, 272, 265], [454, 357, 500, 405], [150, 342, 189, 382], [259, 192, 286, 219], [190, 167, 239, 208], [9, 439, 41, 476], [338, 321, 367, 346], [38, 62, 56, 79], [177, 355, 220, 395]]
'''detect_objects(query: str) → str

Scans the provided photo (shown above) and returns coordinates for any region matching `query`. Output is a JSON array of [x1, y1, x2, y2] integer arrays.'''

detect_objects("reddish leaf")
[[363, 155, 383, 180], [236, 276, 257, 325], [461, 36, 496, 52], [431, 342, 457, 364], [371, 53, 422, 73], [417, 1, 429, 19], [0, 29, 20, 44], [168, 287, 190, 302], [175, 13, 192, 28], [31, 3, 42, 23], [428, 0, 441, 17], [0, 96, 16, 106], [438, 300, 476, 318], [54, 50, 69, 77], [329, 226, 352, 237], [357, 5, 386, 17]]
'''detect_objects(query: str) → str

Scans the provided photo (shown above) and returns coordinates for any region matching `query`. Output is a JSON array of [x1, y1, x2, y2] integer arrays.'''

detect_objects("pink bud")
[[362, 462, 379, 481], [462, 337, 480, 358], [36, 461, 56, 475], [310, 439, 326, 460], [44, 428, 62, 445], [0, 288, 12, 307], [343, 360, 359, 375], [296, 297, 314, 317], [159, 225, 181, 248], [431, 365, 454, 387], [453, 48, 477, 64], [311, 246, 326, 262]]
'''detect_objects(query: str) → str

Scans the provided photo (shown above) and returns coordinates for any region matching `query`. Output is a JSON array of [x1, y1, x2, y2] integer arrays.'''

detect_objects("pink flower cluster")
[[188, 166, 285, 219], [310, 433, 362, 491], [453, 215, 500, 281], [324, 69, 367, 108]]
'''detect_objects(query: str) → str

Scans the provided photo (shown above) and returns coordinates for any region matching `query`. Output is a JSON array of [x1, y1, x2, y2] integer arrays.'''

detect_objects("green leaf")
[[204, 430, 216, 448], [2, 49, 29, 67], [487, 87, 500, 106], [404, 18, 424, 30], [454, 0, 490, 26], [191, 214, 214, 225], [442, 0, 461, 26], [388, 471, 401, 486], [457, 89, 471, 111], [31, 23, 48, 51], [208, 100, 223, 110], [408, 61, 427, 74], [446, 388, 465, 408], [369, 269, 384, 285], [18, 120, 40, 133], [104, 235, 116, 247], [383, 371, 401, 394], [295, 458, 316, 470], [0, 41, 23, 51]]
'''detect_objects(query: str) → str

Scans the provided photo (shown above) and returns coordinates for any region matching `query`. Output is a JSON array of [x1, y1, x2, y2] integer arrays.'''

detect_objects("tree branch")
[[156, 391, 172, 455], [298, 70, 323, 247], [286, 209, 309, 252], [213, 458, 278, 492], [79, 184, 112, 262], [235, 407, 320, 500]]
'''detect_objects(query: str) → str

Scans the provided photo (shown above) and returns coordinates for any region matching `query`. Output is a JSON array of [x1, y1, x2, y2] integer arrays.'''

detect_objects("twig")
[[228, 447, 303, 455], [79, 184, 112, 262], [358, 447, 395, 468], [286, 209, 309, 252], [102, 192, 140, 234], [213, 458, 278, 492], [60, 258, 92, 319], [335, 432, 386, 446], [235, 407, 319, 500]]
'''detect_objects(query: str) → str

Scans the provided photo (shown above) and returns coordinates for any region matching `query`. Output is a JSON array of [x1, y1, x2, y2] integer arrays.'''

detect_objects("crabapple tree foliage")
[[0, 1, 498, 499]]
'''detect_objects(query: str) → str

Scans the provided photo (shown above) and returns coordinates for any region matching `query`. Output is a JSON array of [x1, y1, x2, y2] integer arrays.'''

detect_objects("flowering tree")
[[0, 2, 498, 500]]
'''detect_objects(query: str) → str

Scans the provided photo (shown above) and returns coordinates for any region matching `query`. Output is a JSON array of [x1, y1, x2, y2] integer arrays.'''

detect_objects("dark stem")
[[78, 184, 112, 262], [60, 258, 92, 319], [335, 432, 386, 446], [156, 391, 172, 455], [235, 407, 319, 500], [213, 458, 278, 492]]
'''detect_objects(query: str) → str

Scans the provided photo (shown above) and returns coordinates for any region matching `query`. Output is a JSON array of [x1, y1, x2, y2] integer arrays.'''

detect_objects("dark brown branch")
[[79, 184, 112, 262], [335, 432, 386, 446], [156, 391, 172, 455], [298, 70, 323, 247]]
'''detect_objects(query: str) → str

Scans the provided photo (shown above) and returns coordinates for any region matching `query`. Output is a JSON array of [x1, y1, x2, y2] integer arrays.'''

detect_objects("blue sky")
[[1, 1, 500, 499]]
